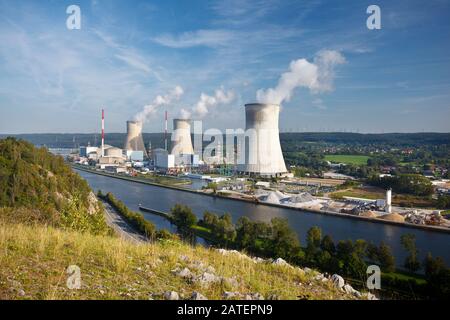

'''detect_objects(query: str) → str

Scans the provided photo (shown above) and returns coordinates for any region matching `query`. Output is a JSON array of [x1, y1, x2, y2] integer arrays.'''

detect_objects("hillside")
[[0, 222, 363, 300], [0, 137, 109, 234]]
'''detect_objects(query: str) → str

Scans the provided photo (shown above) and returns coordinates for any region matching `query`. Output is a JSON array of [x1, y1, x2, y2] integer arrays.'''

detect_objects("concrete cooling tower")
[[170, 119, 194, 155], [124, 120, 147, 157], [240, 103, 287, 177]]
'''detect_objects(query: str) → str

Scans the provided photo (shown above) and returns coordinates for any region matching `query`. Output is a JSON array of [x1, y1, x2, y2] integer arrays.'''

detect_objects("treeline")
[[368, 174, 434, 196], [98, 191, 176, 241], [169, 204, 450, 299], [0, 137, 109, 235]]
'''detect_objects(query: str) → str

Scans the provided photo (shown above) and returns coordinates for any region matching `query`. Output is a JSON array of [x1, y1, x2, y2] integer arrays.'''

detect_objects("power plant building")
[[170, 119, 194, 156], [239, 103, 287, 177], [124, 120, 148, 158]]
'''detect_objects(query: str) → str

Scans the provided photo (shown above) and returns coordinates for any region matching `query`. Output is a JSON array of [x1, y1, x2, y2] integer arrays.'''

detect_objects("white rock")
[[223, 291, 241, 299], [272, 258, 289, 266], [196, 272, 221, 286], [250, 293, 265, 300], [253, 257, 266, 263], [366, 292, 378, 300], [191, 291, 208, 300], [343, 284, 355, 294], [164, 291, 179, 300], [176, 267, 193, 279], [331, 274, 345, 289]]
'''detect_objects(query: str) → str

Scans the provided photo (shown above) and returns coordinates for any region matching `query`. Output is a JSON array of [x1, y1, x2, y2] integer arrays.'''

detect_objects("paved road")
[[102, 201, 148, 243]]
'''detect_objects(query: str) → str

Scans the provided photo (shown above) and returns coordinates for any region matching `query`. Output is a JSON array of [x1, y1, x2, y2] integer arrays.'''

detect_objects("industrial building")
[[239, 103, 287, 177], [171, 119, 194, 156], [124, 120, 148, 157]]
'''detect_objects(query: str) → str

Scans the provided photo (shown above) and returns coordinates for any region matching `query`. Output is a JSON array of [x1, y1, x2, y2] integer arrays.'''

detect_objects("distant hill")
[[1, 132, 449, 149]]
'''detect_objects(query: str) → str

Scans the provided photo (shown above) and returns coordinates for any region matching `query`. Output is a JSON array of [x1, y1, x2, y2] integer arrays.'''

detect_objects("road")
[[102, 201, 148, 243]]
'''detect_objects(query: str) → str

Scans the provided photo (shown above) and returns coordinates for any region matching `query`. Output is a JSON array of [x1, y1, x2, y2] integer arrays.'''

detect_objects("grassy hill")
[[0, 222, 358, 300], [0, 137, 109, 234]]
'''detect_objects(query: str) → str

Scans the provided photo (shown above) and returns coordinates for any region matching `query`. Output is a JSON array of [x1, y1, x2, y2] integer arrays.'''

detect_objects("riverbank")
[[72, 164, 450, 234]]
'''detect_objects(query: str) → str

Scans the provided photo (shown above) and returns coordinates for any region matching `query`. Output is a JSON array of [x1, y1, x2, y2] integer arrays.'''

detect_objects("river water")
[[76, 169, 450, 267]]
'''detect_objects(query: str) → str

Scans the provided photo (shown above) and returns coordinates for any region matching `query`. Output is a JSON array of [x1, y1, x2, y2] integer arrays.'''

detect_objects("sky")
[[0, 0, 449, 134]]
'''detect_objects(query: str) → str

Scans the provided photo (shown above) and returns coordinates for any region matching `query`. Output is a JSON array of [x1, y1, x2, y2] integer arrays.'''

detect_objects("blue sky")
[[0, 0, 449, 133]]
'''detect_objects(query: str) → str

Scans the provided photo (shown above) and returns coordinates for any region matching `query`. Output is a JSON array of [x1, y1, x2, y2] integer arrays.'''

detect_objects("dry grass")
[[0, 222, 359, 300]]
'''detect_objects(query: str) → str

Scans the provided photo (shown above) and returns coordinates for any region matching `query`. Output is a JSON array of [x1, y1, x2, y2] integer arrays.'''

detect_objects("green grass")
[[0, 222, 360, 300], [324, 155, 370, 165]]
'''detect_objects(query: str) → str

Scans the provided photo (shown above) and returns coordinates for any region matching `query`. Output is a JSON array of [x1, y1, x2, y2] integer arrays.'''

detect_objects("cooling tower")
[[124, 120, 148, 157], [170, 119, 194, 155], [240, 103, 287, 177]]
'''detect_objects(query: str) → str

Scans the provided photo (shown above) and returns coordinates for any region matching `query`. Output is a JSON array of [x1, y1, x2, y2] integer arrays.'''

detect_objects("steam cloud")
[[134, 86, 184, 122], [256, 50, 345, 105], [179, 87, 235, 119]]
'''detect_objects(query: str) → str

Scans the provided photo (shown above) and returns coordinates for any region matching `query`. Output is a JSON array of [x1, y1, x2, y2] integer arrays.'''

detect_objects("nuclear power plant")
[[239, 103, 287, 177], [124, 120, 147, 158], [170, 119, 194, 155]]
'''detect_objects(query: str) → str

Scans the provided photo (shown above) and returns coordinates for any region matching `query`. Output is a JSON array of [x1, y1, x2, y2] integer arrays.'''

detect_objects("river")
[[76, 169, 450, 267]]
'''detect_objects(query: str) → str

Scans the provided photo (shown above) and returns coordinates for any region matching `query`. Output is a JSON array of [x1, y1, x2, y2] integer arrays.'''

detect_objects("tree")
[[269, 218, 301, 260], [400, 234, 421, 272], [377, 242, 396, 273], [423, 253, 450, 299], [305, 226, 322, 263], [320, 235, 336, 254], [170, 204, 197, 228]]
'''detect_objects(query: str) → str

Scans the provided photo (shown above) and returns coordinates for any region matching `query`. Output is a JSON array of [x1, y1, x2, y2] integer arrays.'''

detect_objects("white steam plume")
[[134, 86, 184, 122], [178, 87, 235, 119], [256, 50, 345, 105]]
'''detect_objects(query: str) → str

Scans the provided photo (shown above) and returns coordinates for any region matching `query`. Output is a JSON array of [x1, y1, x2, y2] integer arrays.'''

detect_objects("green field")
[[324, 155, 370, 165]]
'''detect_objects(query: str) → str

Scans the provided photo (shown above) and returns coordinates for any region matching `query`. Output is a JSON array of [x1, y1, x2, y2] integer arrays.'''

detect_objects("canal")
[[76, 169, 450, 267]]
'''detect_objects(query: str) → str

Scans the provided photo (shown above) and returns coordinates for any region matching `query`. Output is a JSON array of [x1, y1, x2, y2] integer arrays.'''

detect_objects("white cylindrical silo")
[[385, 189, 392, 213], [171, 119, 194, 155], [124, 120, 148, 157], [240, 103, 287, 177]]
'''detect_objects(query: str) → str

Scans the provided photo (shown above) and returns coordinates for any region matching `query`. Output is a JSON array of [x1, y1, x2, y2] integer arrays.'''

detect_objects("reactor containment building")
[[239, 103, 287, 177]]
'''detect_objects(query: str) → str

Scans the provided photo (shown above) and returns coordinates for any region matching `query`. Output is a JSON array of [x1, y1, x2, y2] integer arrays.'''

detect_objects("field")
[[324, 155, 370, 165]]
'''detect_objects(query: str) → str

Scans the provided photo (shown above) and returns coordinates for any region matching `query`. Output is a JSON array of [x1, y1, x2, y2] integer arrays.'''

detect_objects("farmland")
[[324, 155, 370, 165]]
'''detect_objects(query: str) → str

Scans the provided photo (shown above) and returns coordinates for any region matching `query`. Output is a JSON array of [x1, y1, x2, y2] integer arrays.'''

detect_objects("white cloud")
[[256, 50, 345, 105], [134, 86, 184, 123], [152, 29, 234, 48]]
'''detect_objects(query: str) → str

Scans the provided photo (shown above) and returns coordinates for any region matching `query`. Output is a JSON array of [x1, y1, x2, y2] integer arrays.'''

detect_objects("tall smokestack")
[[171, 119, 194, 155], [124, 120, 147, 157], [239, 103, 287, 177], [101, 108, 105, 157]]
